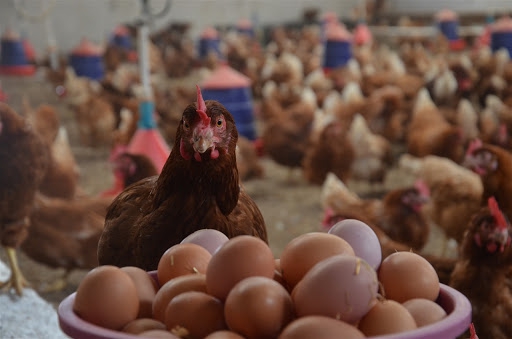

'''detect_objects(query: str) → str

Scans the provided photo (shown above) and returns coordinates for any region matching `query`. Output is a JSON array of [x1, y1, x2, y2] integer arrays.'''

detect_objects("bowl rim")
[[58, 278, 471, 339]]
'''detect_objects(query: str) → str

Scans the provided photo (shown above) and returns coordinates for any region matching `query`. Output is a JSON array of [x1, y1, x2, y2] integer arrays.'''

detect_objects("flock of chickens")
[[1, 12, 512, 338]]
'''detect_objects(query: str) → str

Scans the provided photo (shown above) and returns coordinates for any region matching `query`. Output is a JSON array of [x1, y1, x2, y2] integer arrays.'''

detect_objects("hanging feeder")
[[490, 16, 512, 56], [236, 18, 254, 38], [435, 9, 466, 51], [200, 63, 257, 141], [322, 23, 353, 72], [198, 26, 222, 60], [109, 25, 138, 62], [69, 38, 105, 80], [0, 28, 36, 76]]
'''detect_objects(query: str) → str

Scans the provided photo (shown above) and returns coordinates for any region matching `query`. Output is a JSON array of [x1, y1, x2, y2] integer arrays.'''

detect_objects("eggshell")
[[358, 299, 417, 336], [403, 298, 447, 327], [224, 276, 295, 338], [157, 243, 212, 286], [164, 291, 227, 338], [73, 265, 139, 330], [152, 274, 207, 323], [138, 329, 180, 338], [204, 330, 245, 339], [121, 318, 166, 334], [180, 229, 229, 255], [206, 235, 275, 301], [378, 251, 440, 303], [121, 266, 159, 318], [280, 232, 355, 289], [328, 219, 382, 269], [292, 255, 378, 324], [278, 315, 365, 339]]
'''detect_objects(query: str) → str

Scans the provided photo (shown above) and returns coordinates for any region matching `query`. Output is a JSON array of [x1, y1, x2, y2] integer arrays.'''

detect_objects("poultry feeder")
[[69, 37, 105, 81], [236, 18, 255, 38], [0, 28, 36, 76], [474, 14, 494, 49], [323, 23, 353, 72], [198, 26, 222, 60], [353, 20, 373, 46], [435, 9, 466, 51], [490, 16, 512, 56], [109, 25, 138, 62], [320, 11, 339, 42], [200, 63, 257, 141]]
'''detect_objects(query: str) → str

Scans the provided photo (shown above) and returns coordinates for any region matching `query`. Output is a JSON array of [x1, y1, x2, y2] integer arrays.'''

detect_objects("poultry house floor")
[[0, 72, 448, 310]]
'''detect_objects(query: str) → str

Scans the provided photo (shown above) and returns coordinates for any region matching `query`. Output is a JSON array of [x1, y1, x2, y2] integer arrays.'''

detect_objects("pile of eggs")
[[72, 219, 447, 338]]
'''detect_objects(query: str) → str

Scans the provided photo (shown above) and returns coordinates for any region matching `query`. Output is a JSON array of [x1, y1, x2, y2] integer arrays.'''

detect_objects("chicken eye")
[[217, 119, 223, 127], [183, 121, 190, 129]]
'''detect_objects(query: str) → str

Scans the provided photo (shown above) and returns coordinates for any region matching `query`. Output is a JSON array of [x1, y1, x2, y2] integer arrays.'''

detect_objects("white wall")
[[0, 0, 361, 58], [383, 0, 512, 16]]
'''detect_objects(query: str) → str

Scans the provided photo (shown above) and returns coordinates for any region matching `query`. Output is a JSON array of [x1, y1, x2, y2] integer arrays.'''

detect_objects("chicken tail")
[[321, 172, 362, 211]]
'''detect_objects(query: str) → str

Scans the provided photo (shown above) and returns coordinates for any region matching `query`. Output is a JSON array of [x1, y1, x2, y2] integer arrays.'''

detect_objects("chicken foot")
[[37, 270, 71, 293], [0, 247, 30, 296]]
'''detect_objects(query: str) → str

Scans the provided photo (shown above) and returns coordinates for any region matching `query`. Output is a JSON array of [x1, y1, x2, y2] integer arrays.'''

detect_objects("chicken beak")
[[193, 135, 214, 154]]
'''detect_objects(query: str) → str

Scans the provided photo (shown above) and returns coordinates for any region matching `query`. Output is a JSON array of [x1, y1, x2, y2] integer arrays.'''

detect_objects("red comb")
[[414, 179, 430, 197], [466, 138, 483, 155], [488, 196, 508, 231], [469, 323, 479, 339], [196, 85, 210, 124]]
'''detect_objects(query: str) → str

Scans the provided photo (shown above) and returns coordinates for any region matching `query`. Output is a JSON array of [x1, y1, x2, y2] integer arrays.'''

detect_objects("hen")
[[98, 87, 268, 270], [0, 103, 50, 295], [463, 139, 512, 219], [236, 136, 264, 182], [321, 173, 430, 252], [449, 197, 512, 339]]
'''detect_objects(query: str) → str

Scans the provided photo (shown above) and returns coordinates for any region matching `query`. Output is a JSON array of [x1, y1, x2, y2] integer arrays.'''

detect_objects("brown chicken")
[[463, 139, 512, 219], [449, 196, 512, 339], [0, 103, 50, 295], [407, 88, 465, 163], [236, 136, 264, 182], [321, 173, 431, 251], [98, 87, 268, 270]]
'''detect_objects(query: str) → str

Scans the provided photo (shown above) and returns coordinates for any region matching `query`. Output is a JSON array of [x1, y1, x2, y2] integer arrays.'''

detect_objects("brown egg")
[[73, 265, 139, 330], [152, 274, 207, 323], [122, 318, 166, 334], [121, 266, 159, 318], [204, 330, 245, 339], [378, 251, 440, 303], [164, 291, 227, 339], [138, 329, 180, 338], [278, 315, 365, 339], [279, 232, 355, 289], [358, 299, 417, 336], [224, 276, 295, 339], [206, 235, 275, 301], [157, 243, 212, 286], [403, 298, 447, 327]]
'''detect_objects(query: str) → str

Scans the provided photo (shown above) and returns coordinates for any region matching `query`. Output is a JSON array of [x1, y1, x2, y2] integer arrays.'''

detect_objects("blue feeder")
[[110, 25, 133, 50], [0, 28, 36, 76], [491, 17, 512, 56], [198, 27, 222, 59], [236, 18, 255, 37], [323, 23, 352, 71], [200, 64, 257, 140], [69, 38, 104, 81], [435, 9, 460, 41]]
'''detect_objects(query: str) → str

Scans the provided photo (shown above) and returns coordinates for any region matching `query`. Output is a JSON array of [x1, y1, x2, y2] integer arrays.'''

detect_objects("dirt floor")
[[0, 71, 446, 310]]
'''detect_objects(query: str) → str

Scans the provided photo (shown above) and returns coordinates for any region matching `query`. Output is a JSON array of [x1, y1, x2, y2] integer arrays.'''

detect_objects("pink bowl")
[[58, 272, 471, 339]]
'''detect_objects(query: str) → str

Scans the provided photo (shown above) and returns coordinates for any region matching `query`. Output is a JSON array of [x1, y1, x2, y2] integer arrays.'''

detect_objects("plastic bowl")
[[58, 271, 472, 339]]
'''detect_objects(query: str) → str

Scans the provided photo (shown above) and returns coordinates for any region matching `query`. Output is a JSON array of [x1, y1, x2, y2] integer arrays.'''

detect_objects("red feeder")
[[0, 28, 36, 76], [353, 21, 373, 46]]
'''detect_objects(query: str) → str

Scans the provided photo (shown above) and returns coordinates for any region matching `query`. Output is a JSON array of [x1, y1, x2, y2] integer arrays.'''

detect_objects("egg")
[[403, 298, 447, 327], [328, 219, 382, 270], [224, 276, 295, 339], [120, 266, 159, 318], [378, 251, 440, 303], [73, 265, 139, 330], [358, 299, 417, 336], [138, 329, 180, 338], [121, 318, 166, 334], [292, 255, 378, 324], [206, 235, 275, 300], [278, 316, 365, 339], [164, 291, 227, 339], [180, 229, 229, 255], [279, 232, 355, 289], [157, 243, 212, 286], [152, 273, 207, 323], [204, 330, 246, 339]]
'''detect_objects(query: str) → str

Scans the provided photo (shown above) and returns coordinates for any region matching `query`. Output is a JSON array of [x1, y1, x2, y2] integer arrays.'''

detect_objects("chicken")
[[463, 139, 512, 219], [449, 196, 512, 339], [398, 154, 483, 245], [98, 87, 268, 270], [321, 173, 430, 251], [21, 193, 107, 291], [0, 103, 50, 295], [236, 136, 264, 182], [406, 88, 465, 163]]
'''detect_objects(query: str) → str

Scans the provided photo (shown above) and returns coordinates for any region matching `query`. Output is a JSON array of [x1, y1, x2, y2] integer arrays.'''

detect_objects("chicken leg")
[[0, 246, 29, 296]]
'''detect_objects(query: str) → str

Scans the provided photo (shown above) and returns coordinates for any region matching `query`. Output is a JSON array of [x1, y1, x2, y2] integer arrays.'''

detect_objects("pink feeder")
[[0, 28, 36, 76]]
